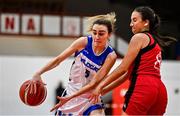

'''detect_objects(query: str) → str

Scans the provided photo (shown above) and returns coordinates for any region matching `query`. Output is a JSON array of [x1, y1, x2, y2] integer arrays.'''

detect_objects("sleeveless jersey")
[[128, 32, 162, 79], [58, 35, 114, 115], [123, 32, 166, 113]]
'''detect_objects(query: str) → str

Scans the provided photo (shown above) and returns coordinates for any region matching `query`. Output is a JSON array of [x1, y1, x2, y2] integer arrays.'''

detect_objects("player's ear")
[[144, 20, 149, 26]]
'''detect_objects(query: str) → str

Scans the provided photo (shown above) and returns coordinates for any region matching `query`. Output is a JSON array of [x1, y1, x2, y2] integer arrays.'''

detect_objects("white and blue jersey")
[[57, 35, 114, 115]]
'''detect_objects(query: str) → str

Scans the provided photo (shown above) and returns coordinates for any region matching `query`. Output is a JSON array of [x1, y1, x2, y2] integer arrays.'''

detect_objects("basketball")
[[19, 80, 47, 106]]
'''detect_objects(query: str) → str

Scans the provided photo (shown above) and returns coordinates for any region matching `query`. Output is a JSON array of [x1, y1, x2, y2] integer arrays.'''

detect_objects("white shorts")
[[56, 96, 104, 116]]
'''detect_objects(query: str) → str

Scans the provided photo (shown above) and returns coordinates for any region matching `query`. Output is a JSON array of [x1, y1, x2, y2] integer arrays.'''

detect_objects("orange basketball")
[[19, 80, 47, 106]]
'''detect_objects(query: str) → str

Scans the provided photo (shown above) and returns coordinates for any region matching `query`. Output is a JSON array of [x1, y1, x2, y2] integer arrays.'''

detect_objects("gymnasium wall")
[[0, 35, 74, 56]]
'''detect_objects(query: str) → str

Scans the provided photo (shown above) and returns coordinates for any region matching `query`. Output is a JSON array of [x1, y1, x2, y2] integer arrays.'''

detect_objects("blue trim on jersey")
[[75, 35, 114, 69], [83, 104, 104, 116], [55, 104, 104, 116]]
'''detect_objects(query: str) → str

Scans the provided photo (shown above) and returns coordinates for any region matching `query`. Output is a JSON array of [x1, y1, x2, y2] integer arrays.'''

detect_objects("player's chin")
[[94, 42, 104, 47], [131, 29, 137, 34]]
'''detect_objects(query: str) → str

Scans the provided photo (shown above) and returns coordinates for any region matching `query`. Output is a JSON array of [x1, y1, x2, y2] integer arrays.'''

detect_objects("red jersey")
[[123, 32, 167, 115], [128, 32, 162, 79]]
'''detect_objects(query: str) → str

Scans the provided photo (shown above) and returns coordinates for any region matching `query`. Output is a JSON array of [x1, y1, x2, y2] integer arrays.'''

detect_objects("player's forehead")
[[131, 11, 142, 20], [92, 24, 108, 33]]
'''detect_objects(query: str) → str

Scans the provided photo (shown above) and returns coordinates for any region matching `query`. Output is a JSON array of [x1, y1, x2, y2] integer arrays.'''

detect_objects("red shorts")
[[125, 75, 168, 115]]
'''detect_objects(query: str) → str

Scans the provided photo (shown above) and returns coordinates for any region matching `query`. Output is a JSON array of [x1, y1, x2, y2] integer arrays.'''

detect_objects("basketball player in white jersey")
[[31, 12, 117, 115]]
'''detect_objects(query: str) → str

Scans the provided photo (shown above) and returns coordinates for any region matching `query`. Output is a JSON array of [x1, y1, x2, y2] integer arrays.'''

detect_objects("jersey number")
[[85, 69, 90, 78], [154, 52, 162, 70]]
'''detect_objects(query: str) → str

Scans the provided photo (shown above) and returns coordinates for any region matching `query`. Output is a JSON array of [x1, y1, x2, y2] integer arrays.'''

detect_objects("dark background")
[[1, 0, 179, 60]]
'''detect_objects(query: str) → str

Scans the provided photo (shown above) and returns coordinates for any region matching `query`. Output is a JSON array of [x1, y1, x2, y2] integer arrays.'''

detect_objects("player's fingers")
[[92, 98, 95, 104], [42, 82, 47, 86], [93, 96, 98, 104], [50, 106, 56, 112], [96, 96, 99, 103], [25, 83, 30, 91], [28, 80, 36, 94], [89, 95, 96, 102], [57, 96, 62, 100], [50, 104, 60, 112], [30, 82, 34, 94], [33, 82, 37, 94], [94, 97, 98, 104], [89, 95, 94, 101]]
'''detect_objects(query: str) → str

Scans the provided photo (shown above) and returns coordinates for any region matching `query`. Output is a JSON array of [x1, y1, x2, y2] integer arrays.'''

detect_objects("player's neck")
[[93, 44, 107, 55]]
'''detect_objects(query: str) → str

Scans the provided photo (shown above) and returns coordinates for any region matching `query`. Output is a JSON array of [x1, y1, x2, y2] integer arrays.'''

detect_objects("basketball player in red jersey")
[[90, 6, 177, 115]]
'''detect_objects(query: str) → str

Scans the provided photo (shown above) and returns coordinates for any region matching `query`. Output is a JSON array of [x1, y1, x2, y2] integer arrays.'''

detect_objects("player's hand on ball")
[[29, 73, 46, 94], [19, 80, 47, 106], [28, 79, 46, 94]]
